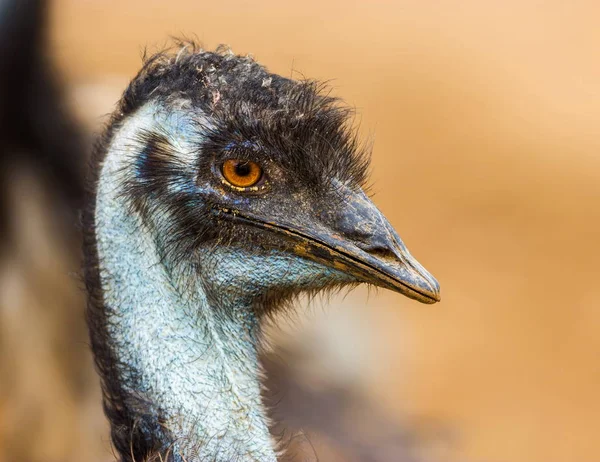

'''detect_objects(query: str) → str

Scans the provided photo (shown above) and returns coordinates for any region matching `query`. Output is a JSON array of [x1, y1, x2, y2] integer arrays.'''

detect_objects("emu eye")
[[221, 159, 263, 188]]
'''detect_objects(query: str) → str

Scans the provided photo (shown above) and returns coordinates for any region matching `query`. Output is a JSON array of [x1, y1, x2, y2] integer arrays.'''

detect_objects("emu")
[[83, 45, 440, 462]]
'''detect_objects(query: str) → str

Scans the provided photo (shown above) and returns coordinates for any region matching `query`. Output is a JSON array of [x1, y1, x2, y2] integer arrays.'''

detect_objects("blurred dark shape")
[[0, 2, 97, 462], [0, 0, 86, 247]]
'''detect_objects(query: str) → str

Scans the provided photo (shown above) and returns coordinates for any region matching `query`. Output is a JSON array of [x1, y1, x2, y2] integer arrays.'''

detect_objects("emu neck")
[[94, 108, 277, 461]]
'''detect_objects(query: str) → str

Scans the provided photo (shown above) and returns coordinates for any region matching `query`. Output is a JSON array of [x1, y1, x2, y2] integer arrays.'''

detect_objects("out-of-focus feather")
[[0, 0, 86, 247]]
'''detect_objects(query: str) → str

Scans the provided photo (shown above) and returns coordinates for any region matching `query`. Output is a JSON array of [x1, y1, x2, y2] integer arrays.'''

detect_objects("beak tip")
[[420, 284, 441, 304], [409, 271, 440, 304], [424, 276, 441, 304], [431, 280, 441, 303]]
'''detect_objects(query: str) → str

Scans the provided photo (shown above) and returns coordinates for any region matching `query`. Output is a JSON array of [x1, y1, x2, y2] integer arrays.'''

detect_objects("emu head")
[[114, 47, 440, 315]]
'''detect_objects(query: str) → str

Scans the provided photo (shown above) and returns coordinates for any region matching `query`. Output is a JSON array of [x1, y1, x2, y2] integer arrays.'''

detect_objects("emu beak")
[[298, 190, 441, 304], [217, 190, 440, 303]]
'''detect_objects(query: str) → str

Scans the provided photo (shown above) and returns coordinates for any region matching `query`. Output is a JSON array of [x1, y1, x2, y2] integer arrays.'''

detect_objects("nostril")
[[356, 242, 398, 261], [337, 225, 372, 242]]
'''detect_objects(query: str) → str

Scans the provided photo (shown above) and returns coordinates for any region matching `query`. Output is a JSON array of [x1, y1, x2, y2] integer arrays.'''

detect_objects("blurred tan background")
[[1, 1, 599, 461]]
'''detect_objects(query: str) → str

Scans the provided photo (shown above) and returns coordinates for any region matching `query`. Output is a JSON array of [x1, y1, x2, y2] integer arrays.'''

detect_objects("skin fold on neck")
[[94, 103, 278, 461]]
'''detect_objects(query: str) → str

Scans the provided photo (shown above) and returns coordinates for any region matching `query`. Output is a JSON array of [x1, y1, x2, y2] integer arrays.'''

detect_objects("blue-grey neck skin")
[[95, 101, 352, 461]]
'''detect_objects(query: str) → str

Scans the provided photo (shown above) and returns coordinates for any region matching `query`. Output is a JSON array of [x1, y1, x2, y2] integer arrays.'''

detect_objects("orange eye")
[[221, 159, 263, 188]]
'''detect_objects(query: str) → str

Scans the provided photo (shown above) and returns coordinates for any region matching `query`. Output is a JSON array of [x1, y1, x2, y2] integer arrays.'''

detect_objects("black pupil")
[[234, 161, 252, 177]]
